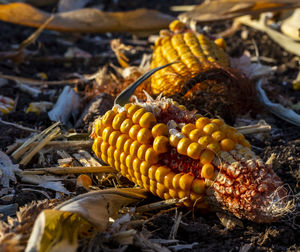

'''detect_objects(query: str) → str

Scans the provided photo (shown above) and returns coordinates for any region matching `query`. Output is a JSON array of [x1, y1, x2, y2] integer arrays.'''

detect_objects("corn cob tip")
[[92, 97, 290, 223]]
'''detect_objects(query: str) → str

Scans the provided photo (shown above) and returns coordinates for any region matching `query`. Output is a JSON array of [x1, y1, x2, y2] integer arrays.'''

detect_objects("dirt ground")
[[0, 1, 300, 251]]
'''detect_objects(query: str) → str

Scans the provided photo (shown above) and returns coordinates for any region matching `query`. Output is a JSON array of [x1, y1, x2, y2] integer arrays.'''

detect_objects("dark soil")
[[0, 1, 300, 251]]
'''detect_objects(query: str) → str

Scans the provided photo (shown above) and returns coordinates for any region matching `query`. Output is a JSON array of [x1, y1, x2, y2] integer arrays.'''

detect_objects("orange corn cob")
[[91, 98, 288, 223], [151, 20, 230, 96]]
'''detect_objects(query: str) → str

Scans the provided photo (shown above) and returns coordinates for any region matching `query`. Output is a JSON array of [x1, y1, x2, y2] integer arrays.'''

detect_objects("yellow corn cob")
[[151, 20, 229, 96], [91, 98, 288, 223]]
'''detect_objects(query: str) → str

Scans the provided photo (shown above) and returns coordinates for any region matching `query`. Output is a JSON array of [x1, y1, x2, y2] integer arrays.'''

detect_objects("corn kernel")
[[220, 138, 235, 151], [130, 141, 140, 156], [120, 152, 127, 164], [102, 126, 114, 142], [172, 173, 182, 189], [120, 118, 133, 134], [107, 146, 115, 157], [145, 148, 159, 165], [155, 166, 171, 183], [200, 149, 215, 164], [129, 125, 141, 140], [108, 131, 120, 146], [207, 142, 221, 153], [164, 172, 175, 188], [201, 163, 214, 179], [181, 123, 196, 136], [133, 158, 142, 172], [153, 136, 169, 153], [179, 174, 194, 191], [140, 161, 150, 175], [203, 123, 218, 135], [177, 137, 192, 155], [114, 149, 122, 162], [152, 123, 168, 137], [211, 131, 225, 142], [139, 112, 156, 128], [196, 117, 210, 130], [137, 128, 152, 144], [112, 111, 127, 130], [187, 142, 203, 159], [123, 138, 133, 154], [169, 134, 181, 147], [116, 134, 128, 150], [102, 110, 116, 126], [149, 165, 159, 180], [127, 104, 141, 118], [189, 129, 203, 142], [192, 179, 205, 194], [137, 144, 148, 160], [132, 108, 146, 124], [125, 155, 134, 169], [100, 141, 110, 154], [198, 135, 212, 148]]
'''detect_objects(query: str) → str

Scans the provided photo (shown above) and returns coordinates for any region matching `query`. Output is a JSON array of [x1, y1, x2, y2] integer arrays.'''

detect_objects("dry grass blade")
[[135, 198, 184, 213], [0, 118, 37, 133], [22, 166, 115, 175], [236, 120, 272, 134]]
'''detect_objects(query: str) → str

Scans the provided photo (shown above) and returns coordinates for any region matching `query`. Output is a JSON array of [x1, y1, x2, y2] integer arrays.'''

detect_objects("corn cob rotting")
[[91, 96, 290, 223]]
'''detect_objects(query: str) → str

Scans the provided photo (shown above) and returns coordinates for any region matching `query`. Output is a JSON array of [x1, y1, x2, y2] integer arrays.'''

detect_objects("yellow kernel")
[[120, 118, 133, 134], [192, 179, 205, 194], [145, 148, 159, 165], [137, 128, 152, 144], [134, 171, 141, 180], [179, 174, 194, 191], [123, 138, 133, 154], [207, 142, 221, 153], [120, 164, 127, 176], [172, 173, 182, 189], [169, 134, 181, 147], [200, 149, 215, 164], [198, 135, 213, 148], [187, 142, 203, 159], [148, 165, 159, 180], [107, 146, 115, 157], [76, 174, 92, 190], [140, 161, 150, 175], [220, 138, 235, 151], [102, 126, 114, 142], [127, 167, 134, 178], [125, 155, 134, 169], [201, 163, 214, 179], [92, 137, 102, 156], [181, 123, 196, 136], [177, 105, 186, 111], [137, 144, 148, 160], [164, 193, 172, 200], [155, 166, 171, 183], [169, 20, 186, 32], [233, 132, 245, 143], [183, 199, 194, 208], [178, 191, 188, 199], [163, 172, 175, 188], [153, 136, 169, 153], [196, 117, 210, 130], [141, 175, 149, 186], [107, 157, 114, 167], [130, 141, 140, 156], [127, 104, 141, 118], [124, 104, 131, 110], [156, 187, 165, 199], [129, 125, 141, 140], [133, 158, 142, 172], [189, 129, 203, 142], [177, 138, 192, 155], [116, 134, 128, 150], [112, 111, 127, 130], [151, 123, 168, 137], [114, 160, 120, 171], [108, 131, 120, 146], [114, 149, 121, 162], [214, 38, 227, 50], [120, 152, 127, 164], [102, 110, 116, 126], [211, 118, 224, 127], [169, 189, 178, 198], [101, 153, 108, 163], [203, 123, 219, 135], [211, 131, 225, 142], [241, 139, 251, 148], [149, 180, 157, 195], [132, 108, 146, 124], [100, 141, 109, 154], [190, 192, 204, 202], [93, 118, 103, 136], [139, 112, 156, 128]]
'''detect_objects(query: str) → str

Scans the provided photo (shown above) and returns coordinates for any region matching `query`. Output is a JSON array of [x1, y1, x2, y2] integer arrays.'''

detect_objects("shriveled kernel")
[[200, 149, 215, 164], [220, 138, 235, 151], [164, 172, 175, 188], [129, 125, 141, 140], [148, 165, 159, 180], [130, 141, 140, 156], [169, 134, 181, 147], [102, 127, 114, 142], [196, 117, 210, 130], [125, 155, 134, 169], [100, 141, 110, 154], [179, 174, 194, 191], [152, 123, 168, 137], [137, 128, 152, 144], [107, 146, 115, 157], [112, 111, 127, 130], [201, 163, 214, 179], [155, 166, 171, 183], [123, 138, 133, 154], [198, 135, 213, 148], [203, 123, 218, 135], [177, 138, 192, 155], [172, 173, 182, 189], [133, 158, 142, 172], [189, 129, 203, 142], [137, 144, 148, 160], [132, 108, 146, 124], [108, 131, 120, 146], [211, 118, 224, 127], [127, 104, 141, 118], [120, 152, 127, 164], [116, 134, 128, 150], [139, 112, 156, 128], [120, 119, 133, 134], [102, 110, 116, 126], [114, 149, 122, 162], [207, 142, 221, 153], [187, 142, 202, 159], [145, 148, 159, 165], [153, 136, 169, 153], [140, 161, 150, 175], [181, 123, 196, 136], [212, 131, 225, 142], [192, 179, 205, 194]]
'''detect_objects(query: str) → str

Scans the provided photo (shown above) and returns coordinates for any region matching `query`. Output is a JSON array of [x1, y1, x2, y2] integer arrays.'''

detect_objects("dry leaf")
[[281, 9, 300, 41], [0, 3, 174, 34], [179, 0, 300, 23], [25, 188, 147, 252]]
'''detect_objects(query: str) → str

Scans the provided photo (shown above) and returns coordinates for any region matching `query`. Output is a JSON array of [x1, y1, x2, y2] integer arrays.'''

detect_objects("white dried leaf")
[[0, 151, 22, 188], [48, 86, 81, 127], [17, 82, 41, 97]]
